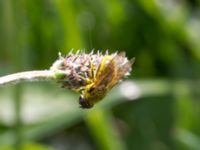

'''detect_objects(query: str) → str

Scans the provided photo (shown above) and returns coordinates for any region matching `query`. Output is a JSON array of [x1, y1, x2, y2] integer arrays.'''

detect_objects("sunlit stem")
[[0, 70, 56, 86]]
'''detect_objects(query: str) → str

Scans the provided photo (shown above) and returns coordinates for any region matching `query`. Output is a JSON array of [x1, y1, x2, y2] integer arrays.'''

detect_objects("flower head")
[[51, 50, 135, 108]]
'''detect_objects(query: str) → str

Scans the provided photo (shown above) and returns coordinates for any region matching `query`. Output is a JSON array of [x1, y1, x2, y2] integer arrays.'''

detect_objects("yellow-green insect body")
[[79, 53, 134, 108], [78, 55, 112, 108]]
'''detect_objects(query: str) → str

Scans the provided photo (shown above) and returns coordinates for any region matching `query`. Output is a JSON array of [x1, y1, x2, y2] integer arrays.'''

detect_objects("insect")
[[78, 52, 135, 108], [53, 51, 135, 109]]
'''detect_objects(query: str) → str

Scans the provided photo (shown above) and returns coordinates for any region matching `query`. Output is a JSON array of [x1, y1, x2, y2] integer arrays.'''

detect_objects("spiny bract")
[[51, 50, 135, 109]]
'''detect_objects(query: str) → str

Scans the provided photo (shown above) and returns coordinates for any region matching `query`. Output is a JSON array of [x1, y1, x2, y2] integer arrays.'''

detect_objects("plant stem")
[[0, 70, 56, 86]]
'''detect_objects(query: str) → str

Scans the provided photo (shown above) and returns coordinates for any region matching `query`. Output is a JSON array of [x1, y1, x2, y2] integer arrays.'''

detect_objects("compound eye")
[[79, 95, 93, 109]]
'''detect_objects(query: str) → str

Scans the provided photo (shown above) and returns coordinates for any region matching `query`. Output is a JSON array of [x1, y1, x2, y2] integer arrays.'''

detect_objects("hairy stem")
[[0, 70, 56, 86]]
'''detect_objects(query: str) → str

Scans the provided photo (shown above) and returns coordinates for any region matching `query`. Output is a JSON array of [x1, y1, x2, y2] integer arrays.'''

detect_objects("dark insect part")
[[79, 95, 93, 109]]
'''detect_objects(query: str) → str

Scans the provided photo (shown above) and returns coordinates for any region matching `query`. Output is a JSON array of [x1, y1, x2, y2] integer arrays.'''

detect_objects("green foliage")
[[0, 0, 200, 150], [1, 143, 55, 150]]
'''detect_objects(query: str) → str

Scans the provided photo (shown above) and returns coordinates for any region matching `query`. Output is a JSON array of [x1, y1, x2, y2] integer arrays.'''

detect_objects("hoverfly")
[[78, 52, 135, 108]]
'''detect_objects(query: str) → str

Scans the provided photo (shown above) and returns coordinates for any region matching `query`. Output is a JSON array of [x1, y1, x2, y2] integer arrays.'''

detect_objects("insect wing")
[[107, 56, 135, 90], [89, 52, 134, 93], [93, 57, 116, 90]]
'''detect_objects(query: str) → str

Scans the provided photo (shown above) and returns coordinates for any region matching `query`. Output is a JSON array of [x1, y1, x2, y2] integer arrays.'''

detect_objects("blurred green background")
[[0, 0, 200, 150]]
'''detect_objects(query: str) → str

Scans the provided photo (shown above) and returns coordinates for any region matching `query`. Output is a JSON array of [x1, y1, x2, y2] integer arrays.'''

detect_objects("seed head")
[[51, 50, 135, 108]]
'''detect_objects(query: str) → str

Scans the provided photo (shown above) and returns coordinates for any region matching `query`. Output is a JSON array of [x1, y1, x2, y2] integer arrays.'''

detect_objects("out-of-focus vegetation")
[[0, 0, 200, 150]]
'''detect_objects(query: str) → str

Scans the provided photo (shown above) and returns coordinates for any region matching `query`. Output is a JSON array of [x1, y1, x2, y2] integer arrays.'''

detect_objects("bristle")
[[90, 49, 94, 55], [118, 51, 126, 57], [76, 50, 80, 55], [69, 48, 74, 54], [83, 53, 87, 59], [97, 50, 102, 56], [100, 51, 102, 56], [129, 57, 135, 65], [113, 52, 118, 57], [58, 52, 62, 59], [105, 49, 109, 55]]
